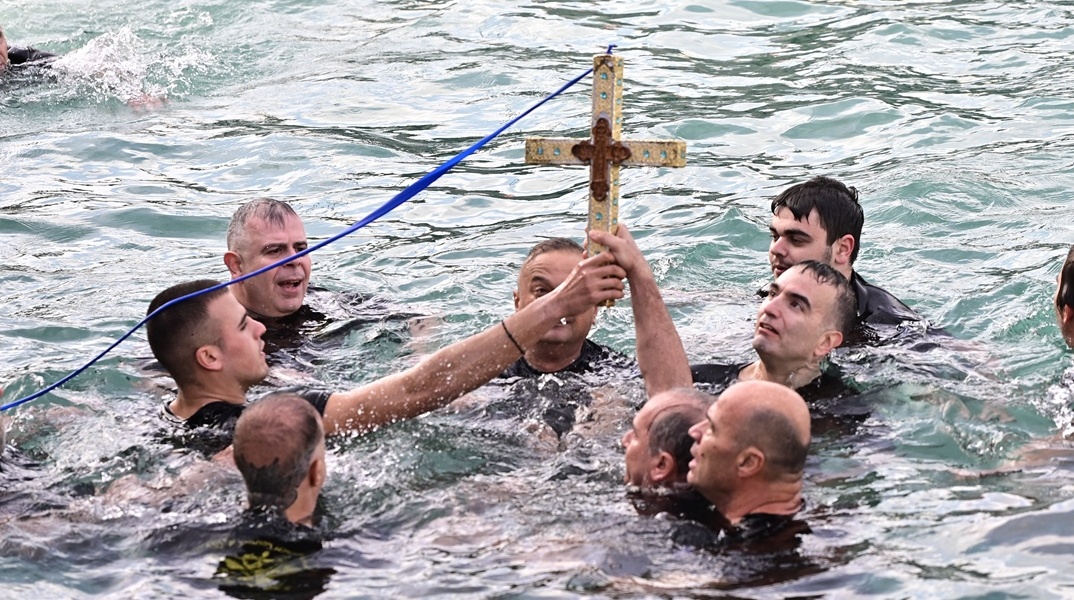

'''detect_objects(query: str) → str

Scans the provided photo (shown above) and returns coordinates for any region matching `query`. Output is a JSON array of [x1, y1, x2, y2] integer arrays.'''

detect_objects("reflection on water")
[[4, 0, 1074, 596]]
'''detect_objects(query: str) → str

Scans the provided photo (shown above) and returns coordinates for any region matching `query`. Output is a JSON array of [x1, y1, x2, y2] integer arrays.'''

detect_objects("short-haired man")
[[767, 176, 922, 327], [673, 380, 811, 549], [147, 249, 625, 456], [622, 388, 710, 489], [591, 224, 854, 401]]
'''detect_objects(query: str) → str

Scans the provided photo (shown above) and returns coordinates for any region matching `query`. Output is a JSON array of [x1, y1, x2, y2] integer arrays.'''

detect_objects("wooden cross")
[[525, 54, 687, 258]]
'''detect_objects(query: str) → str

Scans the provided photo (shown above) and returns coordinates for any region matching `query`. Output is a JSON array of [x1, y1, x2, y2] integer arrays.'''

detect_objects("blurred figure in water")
[[1056, 245, 1074, 349], [0, 25, 58, 72]]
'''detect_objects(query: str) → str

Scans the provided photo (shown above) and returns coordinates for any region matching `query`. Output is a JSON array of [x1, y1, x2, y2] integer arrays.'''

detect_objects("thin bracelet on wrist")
[[501, 320, 525, 355]]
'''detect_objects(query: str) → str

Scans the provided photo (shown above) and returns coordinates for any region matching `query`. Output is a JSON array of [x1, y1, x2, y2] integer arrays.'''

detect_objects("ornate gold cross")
[[525, 54, 687, 257]]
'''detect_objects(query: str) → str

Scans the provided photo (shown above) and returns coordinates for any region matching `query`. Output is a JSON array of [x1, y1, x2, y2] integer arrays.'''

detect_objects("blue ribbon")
[[1, 49, 616, 411]]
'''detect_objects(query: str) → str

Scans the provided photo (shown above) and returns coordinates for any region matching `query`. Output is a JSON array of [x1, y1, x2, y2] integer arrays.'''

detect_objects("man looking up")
[[685, 380, 810, 531], [147, 249, 625, 455], [224, 198, 311, 320], [591, 224, 854, 401], [767, 176, 922, 327]]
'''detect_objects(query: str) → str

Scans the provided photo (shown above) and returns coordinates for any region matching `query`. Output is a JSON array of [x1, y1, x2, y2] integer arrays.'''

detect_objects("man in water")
[[0, 25, 57, 72], [1056, 244, 1074, 349], [672, 380, 811, 549], [766, 176, 923, 329], [147, 248, 625, 455], [622, 388, 709, 490], [590, 225, 854, 401]]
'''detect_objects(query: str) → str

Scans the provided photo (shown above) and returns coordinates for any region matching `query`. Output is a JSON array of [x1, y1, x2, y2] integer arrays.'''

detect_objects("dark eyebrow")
[[786, 290, 812, 311], [530, 275, 555, 288], [770, 224, 813, 241]]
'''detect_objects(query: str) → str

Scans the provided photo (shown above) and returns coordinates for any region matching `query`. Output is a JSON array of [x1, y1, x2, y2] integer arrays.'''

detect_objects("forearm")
[[629, 263, 692, 397]]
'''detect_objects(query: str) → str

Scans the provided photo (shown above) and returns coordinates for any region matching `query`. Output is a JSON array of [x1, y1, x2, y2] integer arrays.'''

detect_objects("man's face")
[[769, 207, 833, 278], [622, 401, 664, 487], [687, 400, 739, 501], [514, 250, 595, 346], [753, 266, 839, 366], [229, 215, 311, 318], [209, 292, 269, 387]]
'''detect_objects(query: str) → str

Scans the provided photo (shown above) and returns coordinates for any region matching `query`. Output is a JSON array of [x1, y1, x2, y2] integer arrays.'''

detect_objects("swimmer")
[[1056, 244, 1074, 349], [503, 238, 633, 377], [592, 225, 854, 401], [622, 388, 710, 490], [674, 380, 811, 547], [146, 249, 625, 454], [0, 25, 57, 72], [766, 176, 924, 328]]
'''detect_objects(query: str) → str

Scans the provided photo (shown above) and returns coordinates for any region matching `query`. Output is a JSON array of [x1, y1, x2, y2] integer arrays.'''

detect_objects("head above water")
[[513, 238, 595, 362], [754, 260, 856, 371], [224, 198, 311, 319], [234, 393, 326, 519], [622, 388, 712, 488], [769, 176, 864, 279], [146, 280, 230, 386], [1056, 245, 1074, 348], [687, 380, 810, 521]]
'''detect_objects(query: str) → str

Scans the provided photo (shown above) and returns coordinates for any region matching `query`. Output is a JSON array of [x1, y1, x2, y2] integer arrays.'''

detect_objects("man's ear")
[[310, 454, 326, 489], [223, 251, 243, 279], [650, 450, 676, 485], [831, 234, 855, 269], [814, 330, 844, 359], [513, 289, 521, 311], [737, 447, 765, 478], [195, 344, 224, 372], [1061, 305, 1074, 328]]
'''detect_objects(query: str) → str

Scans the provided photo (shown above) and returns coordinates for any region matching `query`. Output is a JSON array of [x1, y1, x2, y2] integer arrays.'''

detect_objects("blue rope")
[[1, 49, 614, 411]]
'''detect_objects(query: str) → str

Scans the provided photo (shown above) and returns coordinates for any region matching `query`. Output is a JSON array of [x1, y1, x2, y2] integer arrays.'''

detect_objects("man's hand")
[[588, 225, 649, 280], [546, 251, 626, 317]]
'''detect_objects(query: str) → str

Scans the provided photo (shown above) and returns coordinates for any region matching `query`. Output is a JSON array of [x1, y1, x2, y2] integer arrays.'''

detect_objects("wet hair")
[[648, 389, 712, 477], [1058, 245, 1074, 312], [734, 407, 808, 479], [146, 280, 227, 386], [521, 238, 584, 268], [793, 260, 857, 336], [234, 393, 323, 510], [226, 198, 301, 253], [771, 176, 864, 264]]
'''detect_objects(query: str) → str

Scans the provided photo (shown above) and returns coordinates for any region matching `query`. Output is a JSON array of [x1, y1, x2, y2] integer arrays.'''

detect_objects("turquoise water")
[[4, 0, 1074, 596]]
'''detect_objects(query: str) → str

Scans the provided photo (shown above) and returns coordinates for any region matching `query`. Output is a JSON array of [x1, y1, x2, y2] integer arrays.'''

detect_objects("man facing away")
[[591, 224, 854, 402], [146, 248, 625, 455]]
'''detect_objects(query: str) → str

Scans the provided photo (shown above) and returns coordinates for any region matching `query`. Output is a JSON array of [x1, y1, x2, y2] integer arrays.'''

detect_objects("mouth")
[[756, 321, 778, 336], [277, 277, 305, 292], [771, 262, 790, 276]]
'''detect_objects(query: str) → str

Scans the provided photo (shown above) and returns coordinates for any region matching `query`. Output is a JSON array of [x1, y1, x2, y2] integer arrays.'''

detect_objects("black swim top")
[[7, 46, 57, 67]]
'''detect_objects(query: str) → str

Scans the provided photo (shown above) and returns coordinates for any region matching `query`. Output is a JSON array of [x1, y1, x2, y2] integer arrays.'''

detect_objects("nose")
[[688, 421, 703, 441], [253, 318, 267, 338], [621, 429, 634, 449], [770, 236, 788, 259]]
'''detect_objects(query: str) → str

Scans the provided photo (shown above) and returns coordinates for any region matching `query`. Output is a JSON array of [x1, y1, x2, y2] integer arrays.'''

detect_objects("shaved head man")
[[687, 380, 810, 524]]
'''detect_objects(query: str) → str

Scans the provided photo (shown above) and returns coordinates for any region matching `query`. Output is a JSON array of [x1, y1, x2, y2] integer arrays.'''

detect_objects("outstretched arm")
[[320, 252, 626, 435], [589, 226, 691, 397]]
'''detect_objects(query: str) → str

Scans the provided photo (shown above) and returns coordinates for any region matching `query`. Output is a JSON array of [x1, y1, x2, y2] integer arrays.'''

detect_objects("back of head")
[[1058, 245, 1074, 312], [771, 176, 864, 264], [233, 393, 324, 509], [794, 260, 857, 336], [648, 388, 712, 479], [146, 280, 227, 385], [226, 198, 300, 253], [726, 381, 810, 481]]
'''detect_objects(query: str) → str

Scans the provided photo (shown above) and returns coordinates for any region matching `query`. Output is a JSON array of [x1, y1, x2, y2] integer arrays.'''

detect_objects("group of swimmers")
[[133, 174, 966, 549]]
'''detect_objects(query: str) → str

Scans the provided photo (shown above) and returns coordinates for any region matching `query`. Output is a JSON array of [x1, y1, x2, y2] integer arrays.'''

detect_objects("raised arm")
[[320, 252, 626, 435], [589, 226, 692, 397]]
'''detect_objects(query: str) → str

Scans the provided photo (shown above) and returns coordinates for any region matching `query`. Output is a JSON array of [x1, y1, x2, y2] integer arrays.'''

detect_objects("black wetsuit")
[[161, 388, 332, 456], [7, 46, 57, 67], [671, 503, 811, 554], [489, 339, 637, 437], [690, 361, 850, 404]]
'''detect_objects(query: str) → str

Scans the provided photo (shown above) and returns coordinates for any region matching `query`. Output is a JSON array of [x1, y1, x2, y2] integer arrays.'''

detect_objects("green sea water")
[[3, 0, 1074, 597]]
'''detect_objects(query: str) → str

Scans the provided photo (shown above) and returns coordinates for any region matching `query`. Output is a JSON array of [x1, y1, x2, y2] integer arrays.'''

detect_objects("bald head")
[[720, 381, 810, 479], [234, 393, 324, 509]]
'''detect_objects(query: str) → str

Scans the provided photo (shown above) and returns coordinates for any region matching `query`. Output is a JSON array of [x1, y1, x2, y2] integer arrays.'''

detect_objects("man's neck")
[[712, 482, 803, 525], [523, 339, 586, 373], [740, 359, 821, 390], [169, 381, 248, 420], [285, 487, 317, 527]]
